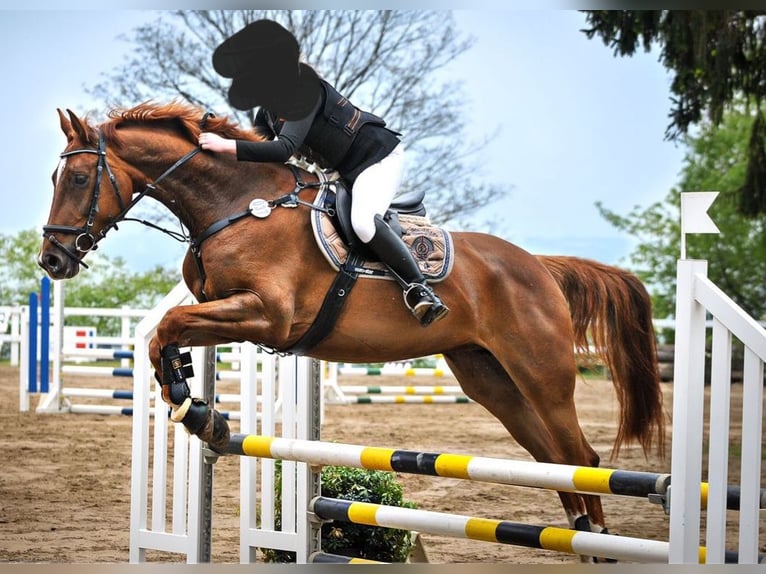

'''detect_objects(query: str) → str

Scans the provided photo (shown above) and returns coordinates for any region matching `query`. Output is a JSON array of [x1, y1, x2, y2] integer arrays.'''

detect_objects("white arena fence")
[[0, 304, 22, 366], [17, 278, 250, 416]]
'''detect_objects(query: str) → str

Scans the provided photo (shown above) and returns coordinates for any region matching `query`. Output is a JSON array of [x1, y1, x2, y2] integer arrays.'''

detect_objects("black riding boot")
[[365, 215, 449, 326]]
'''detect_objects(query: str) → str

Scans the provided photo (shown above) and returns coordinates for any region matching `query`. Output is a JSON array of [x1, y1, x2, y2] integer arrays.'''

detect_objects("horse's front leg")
[[148, 291, 293, 453], [148, 336, 232, 451]]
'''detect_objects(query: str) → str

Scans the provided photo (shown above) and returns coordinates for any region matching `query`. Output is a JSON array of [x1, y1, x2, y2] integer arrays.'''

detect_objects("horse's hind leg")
[[444, 348, 609, 560]]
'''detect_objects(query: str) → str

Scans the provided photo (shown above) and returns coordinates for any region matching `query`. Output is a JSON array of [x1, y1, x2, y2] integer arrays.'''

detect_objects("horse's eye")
[[73, 173, 89, 187]]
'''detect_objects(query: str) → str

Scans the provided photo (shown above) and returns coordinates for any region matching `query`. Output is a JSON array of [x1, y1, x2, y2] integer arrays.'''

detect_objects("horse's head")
[[39, 101, 273, 280], [38, 109, 135, 279]]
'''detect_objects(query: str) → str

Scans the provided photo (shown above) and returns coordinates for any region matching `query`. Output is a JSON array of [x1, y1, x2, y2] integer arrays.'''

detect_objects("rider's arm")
[[199, 98, 321, 163], [235, 97, 321, 163]]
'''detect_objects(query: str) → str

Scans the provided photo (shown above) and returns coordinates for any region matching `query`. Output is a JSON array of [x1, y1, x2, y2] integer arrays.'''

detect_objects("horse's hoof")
[[574, 516, 619, 563], [200, 408, 231, 453]]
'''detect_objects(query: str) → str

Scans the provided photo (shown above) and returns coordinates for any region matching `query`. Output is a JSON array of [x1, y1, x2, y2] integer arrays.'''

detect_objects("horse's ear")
[[66, 109, 93, 145], [57, 108, 74, 142]]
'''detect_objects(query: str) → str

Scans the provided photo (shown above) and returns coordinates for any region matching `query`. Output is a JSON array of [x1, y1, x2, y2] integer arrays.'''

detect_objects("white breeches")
[[350, 144, 406, 243]]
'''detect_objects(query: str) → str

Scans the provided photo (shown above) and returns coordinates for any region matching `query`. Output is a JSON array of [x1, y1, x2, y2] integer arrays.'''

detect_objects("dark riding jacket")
[[236, 80, 401, 184]]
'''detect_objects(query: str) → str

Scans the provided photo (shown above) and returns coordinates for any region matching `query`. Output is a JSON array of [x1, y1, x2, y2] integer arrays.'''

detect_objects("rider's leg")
[[351, 145, 449, 326], [366, 215, 449, 325]]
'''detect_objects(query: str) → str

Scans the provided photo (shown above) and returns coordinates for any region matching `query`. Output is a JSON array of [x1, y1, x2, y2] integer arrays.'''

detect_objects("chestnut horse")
[[39, 102, 664, 559]]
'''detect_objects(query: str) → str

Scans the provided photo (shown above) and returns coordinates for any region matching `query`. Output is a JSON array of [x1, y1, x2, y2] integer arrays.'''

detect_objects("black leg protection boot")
[[160, 343, 194, 405], [366, 215, 449, 326], [160, 343, 231, 453]]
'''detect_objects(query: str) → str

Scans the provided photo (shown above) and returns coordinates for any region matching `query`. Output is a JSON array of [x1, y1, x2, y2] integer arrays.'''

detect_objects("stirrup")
[[403, 283, 449, 326]]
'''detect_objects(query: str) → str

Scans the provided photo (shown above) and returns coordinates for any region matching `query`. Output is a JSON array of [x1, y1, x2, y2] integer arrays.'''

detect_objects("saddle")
[[286, 174, 455, 355], [310, 180, 454, 282]]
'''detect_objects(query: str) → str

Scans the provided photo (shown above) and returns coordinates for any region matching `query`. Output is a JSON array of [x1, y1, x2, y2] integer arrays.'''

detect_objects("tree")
[[60, 256, 182, 335], [0, 229, 45, 305], [581, 10, 766, 217], [0, 229, 182, 334], [596, 105, 766, 321], [87, 10, 507, 230]]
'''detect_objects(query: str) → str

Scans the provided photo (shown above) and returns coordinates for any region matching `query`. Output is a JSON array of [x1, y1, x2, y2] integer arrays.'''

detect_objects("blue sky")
[[0, 10, 686, 273]]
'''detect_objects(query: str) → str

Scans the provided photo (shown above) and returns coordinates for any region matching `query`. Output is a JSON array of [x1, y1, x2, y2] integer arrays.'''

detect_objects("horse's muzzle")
[[38, 247, 80, 279]]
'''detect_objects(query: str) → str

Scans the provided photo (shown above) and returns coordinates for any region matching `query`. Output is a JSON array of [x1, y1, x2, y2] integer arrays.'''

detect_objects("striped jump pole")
[[60, 387, 242, 404], [61, 364, 242, 382], [309, 552, 385, 564], [59, 344, 240, 365], [227, 434, 668, 500], [311, 496, 671, 563], [61, 348, 135, 360], [338, 365, 452, 377], [65, 403, 241, 420], [338, 384, 464, 395], [338, 395, 471, 404], [63, 387, 134, 400], [226, 434, 764, 511], [309, 497, 748, 564], [62, 365, 134, 377], [69, 404, 154, 416]]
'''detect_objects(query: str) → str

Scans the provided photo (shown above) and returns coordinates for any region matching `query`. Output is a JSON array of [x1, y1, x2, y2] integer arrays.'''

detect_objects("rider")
[[200, 19, 449, 326]]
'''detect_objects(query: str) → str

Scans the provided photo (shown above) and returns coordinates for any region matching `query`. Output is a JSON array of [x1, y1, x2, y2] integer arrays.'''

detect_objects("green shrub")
[[261, 463, 416, 563]]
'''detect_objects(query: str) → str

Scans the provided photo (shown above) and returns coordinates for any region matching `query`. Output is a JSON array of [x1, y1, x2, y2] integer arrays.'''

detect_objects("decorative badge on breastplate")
[[249, 198, 272, 218]]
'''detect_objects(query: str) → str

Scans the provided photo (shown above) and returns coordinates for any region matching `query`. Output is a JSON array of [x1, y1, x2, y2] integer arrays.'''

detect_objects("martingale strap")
[[188, 210, 250, 302], [189, 163, 326, 302]]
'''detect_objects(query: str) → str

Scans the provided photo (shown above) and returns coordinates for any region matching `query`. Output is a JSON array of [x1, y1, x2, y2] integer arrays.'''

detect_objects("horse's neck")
[[130, 140, 289, 238]]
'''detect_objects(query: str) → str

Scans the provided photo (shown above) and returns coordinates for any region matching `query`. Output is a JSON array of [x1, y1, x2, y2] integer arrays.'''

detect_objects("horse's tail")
[[537, 255, 666, 460]]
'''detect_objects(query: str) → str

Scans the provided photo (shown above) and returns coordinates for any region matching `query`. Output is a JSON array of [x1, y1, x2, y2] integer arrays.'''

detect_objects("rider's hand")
[[198, 132, 237, 155]]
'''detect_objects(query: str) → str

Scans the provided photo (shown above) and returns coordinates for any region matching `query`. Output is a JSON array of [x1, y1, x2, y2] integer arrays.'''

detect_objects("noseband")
[[43, 128, 201, 270]]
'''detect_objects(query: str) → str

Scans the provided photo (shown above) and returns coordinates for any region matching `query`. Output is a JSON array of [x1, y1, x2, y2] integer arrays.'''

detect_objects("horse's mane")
[[100, 100, 263, 146]]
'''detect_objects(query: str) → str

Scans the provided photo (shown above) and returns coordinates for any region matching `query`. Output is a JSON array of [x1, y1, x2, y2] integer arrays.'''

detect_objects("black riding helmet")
[[213, 19, 321, 121]]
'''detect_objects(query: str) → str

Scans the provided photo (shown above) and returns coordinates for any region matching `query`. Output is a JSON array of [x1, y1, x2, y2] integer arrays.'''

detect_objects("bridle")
[[43, 128, 201, 270], [43, 112, 329, 301]]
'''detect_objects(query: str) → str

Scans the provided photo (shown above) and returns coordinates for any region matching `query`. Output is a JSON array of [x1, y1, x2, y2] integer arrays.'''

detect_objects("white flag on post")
[[680, 191, 720, 259], [681, 192, 720, 234]]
